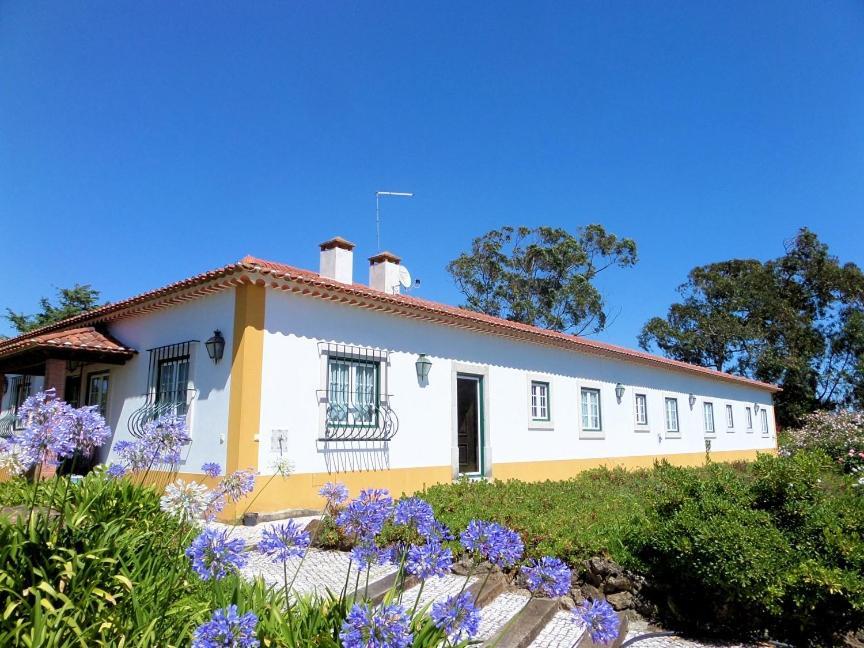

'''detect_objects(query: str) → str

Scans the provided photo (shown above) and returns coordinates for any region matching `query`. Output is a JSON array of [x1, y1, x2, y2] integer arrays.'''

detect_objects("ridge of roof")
[[0, 255, 781, 393]]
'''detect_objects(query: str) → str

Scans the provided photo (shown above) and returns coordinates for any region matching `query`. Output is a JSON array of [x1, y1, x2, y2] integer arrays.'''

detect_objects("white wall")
[[101, 289, 235, 472], [259, 290, 777, 477]]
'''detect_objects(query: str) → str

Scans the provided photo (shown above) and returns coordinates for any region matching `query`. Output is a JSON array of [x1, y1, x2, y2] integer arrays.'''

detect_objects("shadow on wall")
[[317, 440, 390, 473]]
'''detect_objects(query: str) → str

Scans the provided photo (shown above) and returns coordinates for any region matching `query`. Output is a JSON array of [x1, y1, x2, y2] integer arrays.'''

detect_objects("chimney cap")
[[320, 236, 356, 252], [368, 251, 401, 265]]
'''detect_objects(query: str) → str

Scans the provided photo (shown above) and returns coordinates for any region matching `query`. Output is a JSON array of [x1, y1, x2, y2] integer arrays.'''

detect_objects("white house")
[[0, 237, 779, 519]]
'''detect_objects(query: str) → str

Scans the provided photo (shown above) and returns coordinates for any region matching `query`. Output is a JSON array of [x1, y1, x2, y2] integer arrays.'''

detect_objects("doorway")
[[457, 374, 484, 475]]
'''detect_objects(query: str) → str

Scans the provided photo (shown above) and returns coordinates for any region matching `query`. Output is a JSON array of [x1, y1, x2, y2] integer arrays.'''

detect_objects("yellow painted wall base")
[[491, 448, 768, 482], [142, 449, 769, 522]]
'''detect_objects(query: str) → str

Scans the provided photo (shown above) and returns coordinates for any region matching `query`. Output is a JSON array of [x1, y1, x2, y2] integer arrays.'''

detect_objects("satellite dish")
[[398, 265, 413, 290]]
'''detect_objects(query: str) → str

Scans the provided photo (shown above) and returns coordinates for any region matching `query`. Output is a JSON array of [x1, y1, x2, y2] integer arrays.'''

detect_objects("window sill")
[[665, 431, 681, 439], [529, 420, 554, 431], [634, 426, 651, 433], [704, 432, 717, 439], [579, 430, 605, 440], [726, 428, 735, 433]]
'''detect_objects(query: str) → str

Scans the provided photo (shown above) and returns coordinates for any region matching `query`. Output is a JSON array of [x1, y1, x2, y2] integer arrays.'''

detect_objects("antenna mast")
[[375, 191, 414, 251]]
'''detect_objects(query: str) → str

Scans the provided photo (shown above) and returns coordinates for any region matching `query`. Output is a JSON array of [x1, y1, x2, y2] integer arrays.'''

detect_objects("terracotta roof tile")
[[0, 327, 135, 359], [0, 256, 780, 392]]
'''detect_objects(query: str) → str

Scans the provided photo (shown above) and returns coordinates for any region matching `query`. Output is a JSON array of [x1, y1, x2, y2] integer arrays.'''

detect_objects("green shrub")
[[782, 410, 864, 472]]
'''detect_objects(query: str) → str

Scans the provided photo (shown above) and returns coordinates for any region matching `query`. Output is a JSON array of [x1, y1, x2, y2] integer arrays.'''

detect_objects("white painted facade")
[[1, 246, 777, 503], [258, 289, 776, 480]]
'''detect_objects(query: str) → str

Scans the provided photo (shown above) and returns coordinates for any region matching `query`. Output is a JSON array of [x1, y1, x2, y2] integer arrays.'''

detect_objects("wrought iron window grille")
[[316, 342, 399, 442], [0, 375, 31, 438], [128, 341, 198, 437]]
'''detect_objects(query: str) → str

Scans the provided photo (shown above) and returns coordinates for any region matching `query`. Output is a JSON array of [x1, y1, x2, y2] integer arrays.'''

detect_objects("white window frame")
[[579, 386, 604, 439], [760, 408, 770, 437], [86, 371, 111, 419], [725, 404, 734, 432], [634, 392, 649, 430], [528, 378, 552, 423], [326, 356, 380, 428], [664, 397, 680, 438], [527, 377, 553, 430], [745, 407, 753, 433], [703, 401, 716, 436]]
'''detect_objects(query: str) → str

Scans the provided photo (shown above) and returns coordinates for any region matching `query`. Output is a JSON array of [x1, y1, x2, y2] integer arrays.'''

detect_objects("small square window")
[[530, 381, 550, 421], [703, 402, 715, 434], [581, 388, 602, 432], [634, 393, 648, 426]]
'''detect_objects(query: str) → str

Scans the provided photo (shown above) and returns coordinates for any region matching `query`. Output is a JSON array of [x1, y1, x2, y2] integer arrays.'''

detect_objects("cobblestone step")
[[483, 597, 559, 648], [527, 609, 585, 648]]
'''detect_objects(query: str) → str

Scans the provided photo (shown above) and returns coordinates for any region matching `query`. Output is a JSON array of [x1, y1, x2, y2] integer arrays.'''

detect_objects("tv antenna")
[[375, 191, 413, 251]]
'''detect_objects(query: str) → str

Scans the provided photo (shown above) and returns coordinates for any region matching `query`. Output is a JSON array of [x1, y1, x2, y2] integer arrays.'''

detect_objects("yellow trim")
[[492, 449, 769, 481], [141, 449, 771, 521], [143, 466, 453, 521], [225, 283, 266, 518]]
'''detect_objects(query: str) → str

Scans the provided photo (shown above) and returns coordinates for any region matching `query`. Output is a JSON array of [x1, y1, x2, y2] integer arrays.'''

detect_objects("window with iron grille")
[[127, 341, 196, 437], [327, 357, 379, 427]]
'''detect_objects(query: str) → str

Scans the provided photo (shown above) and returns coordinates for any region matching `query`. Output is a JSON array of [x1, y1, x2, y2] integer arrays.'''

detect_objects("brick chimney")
[[319, 237, 355, 284], [369, 251, 402, 294]]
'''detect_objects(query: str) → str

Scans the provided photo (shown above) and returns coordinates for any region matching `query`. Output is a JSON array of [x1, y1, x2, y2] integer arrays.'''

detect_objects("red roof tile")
[[0, 256, 780, 392], [0, 327, 135, 359]]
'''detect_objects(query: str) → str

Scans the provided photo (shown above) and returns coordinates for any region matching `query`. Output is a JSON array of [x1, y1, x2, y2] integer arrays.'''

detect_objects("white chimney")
[[319, 237, 355, 284], [369, 251, 402, 293]]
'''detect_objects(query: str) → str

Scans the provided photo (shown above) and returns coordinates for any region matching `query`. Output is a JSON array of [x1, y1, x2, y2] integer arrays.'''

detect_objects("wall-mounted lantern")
[[689, 393, 697, 409], [705, 438, 712, 452], [754, 403, 760, 414], [615, 383, 625, 403], [415, 354, 432, 383], [205, 330, 226, 364]]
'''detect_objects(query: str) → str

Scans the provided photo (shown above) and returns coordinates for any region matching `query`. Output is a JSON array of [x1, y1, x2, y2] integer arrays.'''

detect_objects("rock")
[[304, 518, 323, 536], [450, 559, 473, 576], [560, 595, 576, 610], [603, 574, 633, 594], [587, 557, 619, 579], [606, 591, 634, 611], [580, 583, 605, 602]]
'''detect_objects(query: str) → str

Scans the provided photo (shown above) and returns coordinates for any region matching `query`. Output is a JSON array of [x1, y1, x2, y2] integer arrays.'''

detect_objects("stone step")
[[483, 597, 559, 648]]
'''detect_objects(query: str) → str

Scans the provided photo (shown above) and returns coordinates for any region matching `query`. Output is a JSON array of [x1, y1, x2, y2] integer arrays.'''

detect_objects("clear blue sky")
[[1, 2, 862, 346]]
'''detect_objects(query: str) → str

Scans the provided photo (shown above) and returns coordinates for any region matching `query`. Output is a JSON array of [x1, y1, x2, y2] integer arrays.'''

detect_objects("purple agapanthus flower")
[[405, 541, 452, 580], [319, 481, 349, 507], [339, 602, 412, 648], [430, 590, 481, 642], [106, 463, 127, 479], [460, 520, 524, 568], [393, 497, 439, 538], [192, 605, 259, 648], [141, 415, 191, 465], [572, 599, 620, 645], [336, 488, 394, 539], [66, 405, 111, 457], [258, 521, 310, 563], [351, 540, 391, 570], [113, 439, 151, 471], [521, 556, 571, 598], [15, 389, 75, 460], [202, 462, 222, 478], [186, 528, 247, 580], [219, 469, 256, 502]]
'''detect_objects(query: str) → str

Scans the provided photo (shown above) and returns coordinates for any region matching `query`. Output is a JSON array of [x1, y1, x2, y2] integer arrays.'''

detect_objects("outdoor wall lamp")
[[615, 383, 625, 403], [754, 403, 760, 414], [415, 353, 432, 383], [689, 393, 697, 409], [205, 330, 225, 364]]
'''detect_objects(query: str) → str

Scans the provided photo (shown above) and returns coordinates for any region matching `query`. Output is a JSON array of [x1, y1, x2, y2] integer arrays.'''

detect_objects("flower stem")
[[410, 579, 426, 618]]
